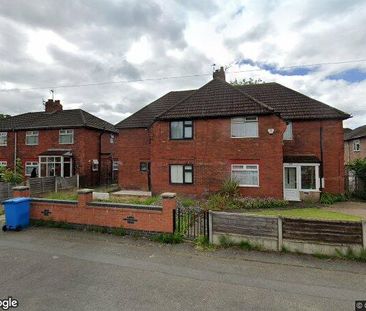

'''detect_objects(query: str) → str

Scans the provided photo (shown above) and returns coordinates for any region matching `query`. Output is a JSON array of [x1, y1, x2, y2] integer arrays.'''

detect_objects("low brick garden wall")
[[13, 186, 176, 233]]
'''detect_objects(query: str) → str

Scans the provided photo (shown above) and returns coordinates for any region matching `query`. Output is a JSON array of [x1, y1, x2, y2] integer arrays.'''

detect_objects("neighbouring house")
[[116, 68, 350, 201], [344, 125, 366, 163], [0, 99, 119, 187]]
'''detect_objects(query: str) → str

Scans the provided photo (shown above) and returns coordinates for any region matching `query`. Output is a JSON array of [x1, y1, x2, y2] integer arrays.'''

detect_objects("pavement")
[[324, 200, 366, 219], [0, 228, 366, 311]]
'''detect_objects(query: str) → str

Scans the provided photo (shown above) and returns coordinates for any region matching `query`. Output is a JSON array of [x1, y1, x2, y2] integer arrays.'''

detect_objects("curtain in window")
[[232, 170, 258, 186], [171, 122, 184, 139], [170, 165, 183, 183]]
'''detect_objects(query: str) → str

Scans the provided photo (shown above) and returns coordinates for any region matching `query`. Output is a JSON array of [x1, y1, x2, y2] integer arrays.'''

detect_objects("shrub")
[[205, 193, 239, 210], [179, 197, 198, 208], [320, 193, 347, 205], [152, 232, 183, 244], [352, 191, 366, 201], [220, 179, 239, 197], [237, 197, 288, 209], [0, 158, 24, 184]]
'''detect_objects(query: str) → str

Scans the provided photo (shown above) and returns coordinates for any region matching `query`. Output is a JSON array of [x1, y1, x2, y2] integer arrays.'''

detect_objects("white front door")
[[284, 166, 300, 201]]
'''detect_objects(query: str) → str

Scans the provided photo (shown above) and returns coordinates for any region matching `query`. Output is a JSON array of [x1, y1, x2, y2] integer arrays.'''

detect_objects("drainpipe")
[[99, 127, 106, 185], [319, 125, 324, 191], [13, 129, 17, 172]]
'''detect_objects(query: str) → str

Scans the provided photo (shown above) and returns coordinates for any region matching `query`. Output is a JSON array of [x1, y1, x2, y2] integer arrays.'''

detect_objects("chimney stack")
[[45, 99, 63, 113], [213, 66, 226, 81]]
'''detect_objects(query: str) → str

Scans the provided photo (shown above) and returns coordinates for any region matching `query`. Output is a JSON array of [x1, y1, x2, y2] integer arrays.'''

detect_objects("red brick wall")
[[0, 128, 117, 186], [284, 120, 345, 193], [117, 128, 151, 190], [150, 115, 287, 198], [344, 137, 366, 163], [28, 192, 175, 233]]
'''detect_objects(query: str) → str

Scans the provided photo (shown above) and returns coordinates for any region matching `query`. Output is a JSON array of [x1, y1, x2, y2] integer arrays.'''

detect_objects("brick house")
[[344, 125, 366, 163], [0, 99, 119, 186], [116, 68, 350, 201]]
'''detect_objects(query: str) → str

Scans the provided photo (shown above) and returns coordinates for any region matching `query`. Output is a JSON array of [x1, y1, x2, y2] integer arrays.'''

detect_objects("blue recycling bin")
[[2, 197, 31, 231]]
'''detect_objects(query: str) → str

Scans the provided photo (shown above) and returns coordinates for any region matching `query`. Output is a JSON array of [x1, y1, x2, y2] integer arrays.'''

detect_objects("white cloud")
[[0, 0, 365, 128]]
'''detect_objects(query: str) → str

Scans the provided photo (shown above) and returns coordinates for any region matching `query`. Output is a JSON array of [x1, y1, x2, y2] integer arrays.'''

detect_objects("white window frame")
[[231, 116, 259, 138], [283, 163, 320, 192], [25, 161, 39, 176], [353, 139, 361, 152], [231, 164, 259, 187], [0, 132, 7, 146], [0, 161, 7, 168], [283, 121, 293, 140], [170, 120, 193, 140], [59, 129, 74, 144], [39, 156, 73, 177], [113, 161, 119, 171], [26, 131, 39, 145], [110, 134, 115, 144], [92, 159, 99, 172]]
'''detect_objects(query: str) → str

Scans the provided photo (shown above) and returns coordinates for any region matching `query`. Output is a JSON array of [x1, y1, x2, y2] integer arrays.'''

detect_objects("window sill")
[[238, 185, 259, 188]]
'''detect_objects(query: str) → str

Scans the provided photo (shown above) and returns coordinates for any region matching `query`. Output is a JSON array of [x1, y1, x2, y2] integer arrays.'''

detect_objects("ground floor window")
[[113, 161, 119, 171], [25, 161, 39, 176], [170, 164, 193, 184], [39, 156, 72, 177], [231, 164, 259, 187], [0, 161, 7, 169]]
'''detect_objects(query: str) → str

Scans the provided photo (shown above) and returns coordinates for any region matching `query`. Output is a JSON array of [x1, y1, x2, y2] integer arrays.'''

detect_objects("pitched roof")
[[115, 90, 195, 129], [158, 79, 273, 120], [344, 125, 366, 141], [236, 82, 350, 120], [0, 109, 118, 133], [115, 79, 350, 129]]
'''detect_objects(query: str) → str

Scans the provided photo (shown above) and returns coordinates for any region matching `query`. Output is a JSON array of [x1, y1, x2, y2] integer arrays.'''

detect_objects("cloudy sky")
[[0, 0, 365, 128]]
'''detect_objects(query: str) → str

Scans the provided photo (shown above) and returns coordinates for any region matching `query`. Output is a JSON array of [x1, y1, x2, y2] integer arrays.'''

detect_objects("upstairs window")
[[283, 122, 293, 140], [26, 131, 39, 145], [110, 134, 115, 144], [231, 164, 259, 187], [59, 129, 74, 144], [0, 132, 7, 146], [170, 121, 193, 140], [231, 117, 258, 138], [170, 164, 193, 184], [354, 139, 361, 152]]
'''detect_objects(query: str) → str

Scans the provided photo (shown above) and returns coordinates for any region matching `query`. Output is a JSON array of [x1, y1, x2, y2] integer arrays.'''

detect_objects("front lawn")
[[247, 208, 361, 221]]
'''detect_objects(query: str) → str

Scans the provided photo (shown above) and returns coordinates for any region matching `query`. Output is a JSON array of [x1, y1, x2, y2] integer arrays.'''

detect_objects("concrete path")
[[324, 201, 366, 219], [0, 228, 366, 311]]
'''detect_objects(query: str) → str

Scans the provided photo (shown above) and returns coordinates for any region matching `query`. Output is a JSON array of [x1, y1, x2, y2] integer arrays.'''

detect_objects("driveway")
[[0, 228, 366, 311], [324, 200, 366, 219]]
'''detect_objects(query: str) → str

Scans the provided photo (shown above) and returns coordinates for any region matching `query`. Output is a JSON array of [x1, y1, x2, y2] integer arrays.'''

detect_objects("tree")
[[0, 114, 10, 119], [230, 78, 265, 86], [1, 158, 24, 184], [348, 158, 366, 183]]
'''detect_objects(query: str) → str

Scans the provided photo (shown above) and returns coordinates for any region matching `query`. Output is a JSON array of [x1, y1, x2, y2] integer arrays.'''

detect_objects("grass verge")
[[151, 232, 183, 244], [247, 207, 361, 221]]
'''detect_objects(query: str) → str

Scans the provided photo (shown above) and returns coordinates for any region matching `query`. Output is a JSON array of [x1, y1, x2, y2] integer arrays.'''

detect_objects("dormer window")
[[170, 121, 193, 140]]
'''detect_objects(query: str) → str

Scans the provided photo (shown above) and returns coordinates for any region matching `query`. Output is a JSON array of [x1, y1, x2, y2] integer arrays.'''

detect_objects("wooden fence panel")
[[283, 218, 363, 244], [212, 212, 278, 238], [0, 182, 12, 201]]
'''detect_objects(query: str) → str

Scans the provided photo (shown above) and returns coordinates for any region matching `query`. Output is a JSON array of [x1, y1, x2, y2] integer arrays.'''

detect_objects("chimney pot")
[[213, 66, 226, 81]]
